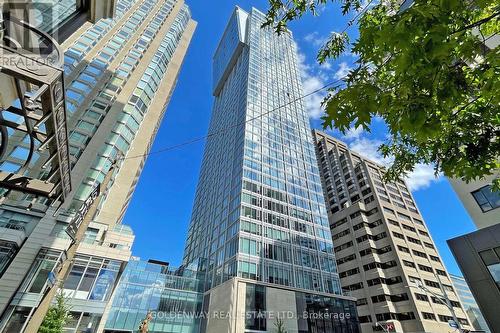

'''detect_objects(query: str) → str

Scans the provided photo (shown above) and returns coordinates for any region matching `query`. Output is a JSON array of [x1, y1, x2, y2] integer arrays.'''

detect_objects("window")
[[430, 255, 441, 263], [422, 312, 436, 320], [339, 267, 360, 278], [363, 260, 397, 271], [245, 284, 266, 331], [0, 241, 18, 277], [414, 218, 424, 225], [415, 293, 429, 301], [479, 248, 500, 290], [393, 231, 405, 239], [436, 269, 447, 277], [376, 312, 415, 321], [418, 264, 433, 273], [62, 255, 120, 301], [418, 229, 429, 236], [239, 261, 258, 280], [424, 280, 440, 289], [407, 237, 422, 245], [25, 249, 64, 294], [240, 238, 259, 256], [408, 276, 421, 284], [367, 276, 402, 286], [343, 282, 364, 291], [402, 224, 416, 233], [403, 260, 416, 268], [383, 207, 395, 215], [413, 250, 428, 258], [398, 245, 410, 253], [337, 254, 357, 265], [388, 219, 399, 227], [424, 242, 435, 249], [471, 185, 500, 212]]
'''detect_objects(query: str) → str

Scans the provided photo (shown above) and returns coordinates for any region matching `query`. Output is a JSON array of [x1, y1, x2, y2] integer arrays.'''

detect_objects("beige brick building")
[[313, 130, 472, 333]]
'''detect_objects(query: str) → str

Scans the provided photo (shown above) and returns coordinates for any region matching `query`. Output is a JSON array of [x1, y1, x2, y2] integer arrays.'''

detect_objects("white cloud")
[[334, 62, 352, 80], [304, 32, 328, 47], [320, 62, 332, 70], [343, 126, 364, 140], [302, 76, 326, 119], [349, 137, 391, 166], [347, 136, 441, 192], [406, 164, 441, 192], [297, 51, 327, 119]]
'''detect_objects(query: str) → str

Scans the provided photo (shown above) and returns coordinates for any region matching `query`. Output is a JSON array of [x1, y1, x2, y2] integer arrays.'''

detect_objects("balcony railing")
[[0, 220, 26, 232]]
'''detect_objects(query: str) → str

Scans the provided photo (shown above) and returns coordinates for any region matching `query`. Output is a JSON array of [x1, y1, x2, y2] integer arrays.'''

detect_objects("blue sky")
[[122, 0, 477, 276]]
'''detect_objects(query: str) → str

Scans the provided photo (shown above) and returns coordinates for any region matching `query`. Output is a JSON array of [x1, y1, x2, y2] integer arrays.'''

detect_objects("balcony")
[[0, 220, 27, 246], [0, 13, 71, 208]]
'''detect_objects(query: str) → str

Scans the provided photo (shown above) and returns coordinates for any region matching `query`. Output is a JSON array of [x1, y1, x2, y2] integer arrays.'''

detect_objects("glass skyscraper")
[[183, 7, 359, 333], [450, 274, 491, 333]]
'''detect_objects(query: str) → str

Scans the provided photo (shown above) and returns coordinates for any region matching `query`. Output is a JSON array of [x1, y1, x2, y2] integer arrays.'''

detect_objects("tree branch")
[[452, 11, 500, 34]]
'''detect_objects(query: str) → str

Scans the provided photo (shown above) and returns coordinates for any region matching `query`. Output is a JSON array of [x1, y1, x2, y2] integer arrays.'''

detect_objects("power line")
[[341, 0, 376, 34], [119, 1, 381, 162], [119, 0, 388, 162], [119, 25, 498, 162], [120, 78, 343, 161]]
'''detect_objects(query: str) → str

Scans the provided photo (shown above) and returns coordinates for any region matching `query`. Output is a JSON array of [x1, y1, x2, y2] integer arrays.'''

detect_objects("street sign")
[[448, 320, 459, 328], [65, 184, 100, 241], [377, 322, 395, 332], [47, 272, 56, 288]]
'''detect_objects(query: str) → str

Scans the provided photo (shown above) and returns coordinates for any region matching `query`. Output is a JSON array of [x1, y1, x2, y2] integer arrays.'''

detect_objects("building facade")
[[183, 7, 360, 333], [104, 258, 204, 333], [447, 172, 498, 332], [450, 274, 491, 333], [449, 176, 499, 229], [0, 0, 196, 332], [313, 130, 472, 333], [448, 226, 500, 333]]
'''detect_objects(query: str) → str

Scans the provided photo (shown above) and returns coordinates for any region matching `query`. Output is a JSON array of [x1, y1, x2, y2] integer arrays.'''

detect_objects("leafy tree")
[[39, 291, 72, 333], [264, 0, 500, 189], [274, 318, 288, 333]]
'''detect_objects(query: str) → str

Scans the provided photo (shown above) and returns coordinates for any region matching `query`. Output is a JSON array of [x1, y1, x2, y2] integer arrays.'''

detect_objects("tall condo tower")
[[183, 7, 359, 333], [313, 130, 472, 333], [0, 1, 196, 332]]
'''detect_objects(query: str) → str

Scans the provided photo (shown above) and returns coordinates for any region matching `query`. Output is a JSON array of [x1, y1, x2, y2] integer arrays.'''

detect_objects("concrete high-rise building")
[[0, 0, 196, 332], [313, 130, 472, 333], [450, 274, 491, 333], [183, 7, 360, 333]]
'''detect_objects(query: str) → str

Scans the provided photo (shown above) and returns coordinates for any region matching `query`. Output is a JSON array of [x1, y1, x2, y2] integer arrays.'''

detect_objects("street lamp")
[[406, 281, 464, 333]]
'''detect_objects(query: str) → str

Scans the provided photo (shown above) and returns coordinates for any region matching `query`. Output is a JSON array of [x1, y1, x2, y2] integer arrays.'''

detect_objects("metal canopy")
[[0, 15, 71, 206]]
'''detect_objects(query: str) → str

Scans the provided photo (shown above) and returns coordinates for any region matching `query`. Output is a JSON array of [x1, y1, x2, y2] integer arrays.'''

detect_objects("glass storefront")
[[104, 259, 203, 333], [295, 292, 360, 333], [63, 254, 121, 302], [0, 249, 65, 333]]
